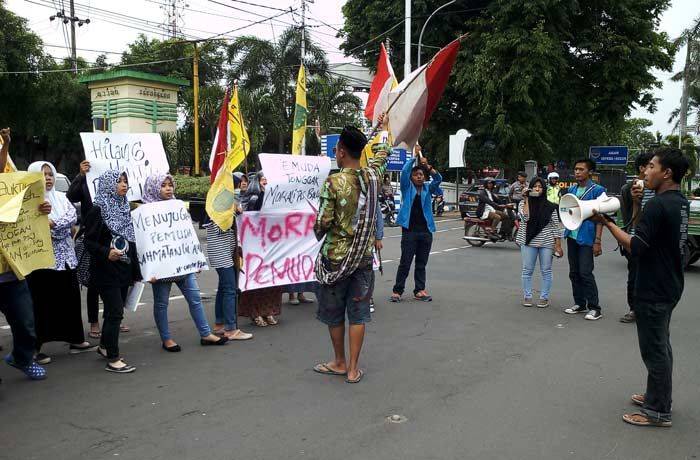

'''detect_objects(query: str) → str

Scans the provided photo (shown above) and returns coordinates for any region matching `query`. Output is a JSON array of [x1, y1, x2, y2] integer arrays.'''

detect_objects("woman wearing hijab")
[[205, 173, 253, 341], [84, 170, 142, 373], [142, 174, 236, 350], [516, 177, 563, 308], [238, 171, 283, 327], [25, 162, 95, 365]]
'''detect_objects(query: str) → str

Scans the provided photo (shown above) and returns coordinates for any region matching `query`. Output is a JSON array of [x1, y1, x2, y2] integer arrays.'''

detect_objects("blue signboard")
[[589, 146, 629, 166], [321, 134, 409, 171], [321, 134, 340, 158]]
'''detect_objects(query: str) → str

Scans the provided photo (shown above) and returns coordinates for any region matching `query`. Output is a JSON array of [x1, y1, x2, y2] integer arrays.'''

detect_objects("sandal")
[[225, 330, 253, 341], [389, 294, 401, 303], [631, 394, 645, 407], [88, 331, 101, 339], [105, 361, 136, 374], [345, 369, 365, 384], [622, 412, 671, 427], [4, 354, 47, 380], [414, 291, 433, 302], [313, 362, 347, 376], [253, 316, 268, 327], [265, 315, 278, 326], [120, 325, 131, 333]]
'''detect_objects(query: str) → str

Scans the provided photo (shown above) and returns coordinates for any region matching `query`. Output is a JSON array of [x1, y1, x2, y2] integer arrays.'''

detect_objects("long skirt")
[[26, 268, 85, 347], [238, 287, 283, 319]]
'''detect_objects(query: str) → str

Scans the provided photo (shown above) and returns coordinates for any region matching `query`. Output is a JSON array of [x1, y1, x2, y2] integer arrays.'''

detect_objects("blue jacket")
[[396, 157, 443, 233], [563, 180, 606, 246]]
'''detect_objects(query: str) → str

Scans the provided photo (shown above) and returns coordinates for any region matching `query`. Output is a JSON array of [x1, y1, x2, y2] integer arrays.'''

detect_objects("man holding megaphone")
[[561, 159, 607, 321]]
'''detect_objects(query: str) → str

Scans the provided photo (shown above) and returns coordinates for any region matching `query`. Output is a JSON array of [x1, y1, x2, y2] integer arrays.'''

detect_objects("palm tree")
[[671, 15, 700, 144], [227, 27, 329, 153], [307, 75, 363, 134], [668, 85, 700, 134]]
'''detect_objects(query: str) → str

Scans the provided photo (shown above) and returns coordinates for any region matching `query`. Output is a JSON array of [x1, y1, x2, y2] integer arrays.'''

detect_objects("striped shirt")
[[515, 201, 564, 248], [205, 221, 237, 269]]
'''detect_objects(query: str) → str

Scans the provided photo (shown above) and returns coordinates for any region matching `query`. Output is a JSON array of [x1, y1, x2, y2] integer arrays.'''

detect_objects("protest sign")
[[131, 199, 208, 280], [0, 172, 55, 278], [258, 154, 330, 211], [237, 210, 323, 291], [80, 133, 170, 202]]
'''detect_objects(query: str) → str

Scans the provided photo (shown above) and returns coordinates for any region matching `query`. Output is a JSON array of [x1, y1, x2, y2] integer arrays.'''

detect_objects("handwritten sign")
[[258, 154, 330, 211], [80, 133, 170, 202], [0, 172, 55, 278], [237, 210, 323, 291], [131, 200, 208, 280]]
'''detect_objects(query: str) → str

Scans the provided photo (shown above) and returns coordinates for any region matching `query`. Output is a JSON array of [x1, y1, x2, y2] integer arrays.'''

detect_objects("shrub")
[[173, 174, 210, 200]]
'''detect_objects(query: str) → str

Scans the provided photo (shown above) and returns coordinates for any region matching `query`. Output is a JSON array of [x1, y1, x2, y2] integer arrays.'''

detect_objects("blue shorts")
[[316, 262, 374, 326]]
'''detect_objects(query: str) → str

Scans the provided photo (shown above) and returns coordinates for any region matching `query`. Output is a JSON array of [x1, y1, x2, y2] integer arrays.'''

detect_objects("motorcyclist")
[[476, 177, 514, 239], [546, 172, 563, 204]]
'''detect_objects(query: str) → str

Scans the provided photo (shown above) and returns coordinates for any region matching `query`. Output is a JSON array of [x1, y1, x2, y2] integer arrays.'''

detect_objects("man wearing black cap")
[[313, 123, 389, 384]]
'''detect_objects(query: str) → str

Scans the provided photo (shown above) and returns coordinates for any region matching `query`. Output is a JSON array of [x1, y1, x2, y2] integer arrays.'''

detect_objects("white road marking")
[[443, 248, 460, 252], [429, 251, 440, 255]]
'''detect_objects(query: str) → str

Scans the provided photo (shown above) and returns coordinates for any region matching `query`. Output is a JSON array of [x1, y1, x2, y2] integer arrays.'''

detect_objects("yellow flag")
[[291, 65, 307, 155], [361, 130, 393, 168], [205, 87, 250, 231]]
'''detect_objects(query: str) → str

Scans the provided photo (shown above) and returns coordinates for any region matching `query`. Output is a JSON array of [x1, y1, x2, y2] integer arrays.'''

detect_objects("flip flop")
[[345, 369, 365, 384], [622, 413, 672, 427], [313, 363, 347, 376], [120, 325, 131, 333], [88, 331, 101, 339], [414, 293, 433, 302], [389, 295, 401, 303]]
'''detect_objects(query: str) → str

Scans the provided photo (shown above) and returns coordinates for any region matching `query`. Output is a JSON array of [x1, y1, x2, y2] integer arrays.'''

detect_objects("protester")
[[238, 171, 284, 327], [67, 159, 104, 338], [546, 172, 562, 204], [142, 174, 234, 351], [206, 173, 253, 340], [313, 124, 388, 384], [509, 171, 528, 206], [618, 152, 655, 323], [516, 177, 563, 308], [25, 162, 95, 364], [0, 127, 49, 381], [390, 144, 442, 302], [562, 159, 606, 320], [476, 177, 514, 239], [84, 170, 142, 373], [592, 148, 689, 427]]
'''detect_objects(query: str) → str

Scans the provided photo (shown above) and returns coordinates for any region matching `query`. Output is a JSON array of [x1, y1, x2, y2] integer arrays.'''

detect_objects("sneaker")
[[537, 299, 550, 308], [35, 353, 52, 365], [620, 311, 636, 323], [522, 297, 533, 307], [564, 304, 588, 314], [585, 309, 602, 321]]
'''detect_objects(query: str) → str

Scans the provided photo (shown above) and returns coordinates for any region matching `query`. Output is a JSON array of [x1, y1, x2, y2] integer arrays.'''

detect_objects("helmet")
[[547, 172, 559, 180]]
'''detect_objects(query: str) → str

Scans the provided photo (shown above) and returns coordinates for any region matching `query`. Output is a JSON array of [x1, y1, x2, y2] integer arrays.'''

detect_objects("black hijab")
[[525, 177, 557, 245]]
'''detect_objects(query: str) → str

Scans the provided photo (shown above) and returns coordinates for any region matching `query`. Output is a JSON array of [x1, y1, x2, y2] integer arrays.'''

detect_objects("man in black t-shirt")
[[594, 147, 690, 428]]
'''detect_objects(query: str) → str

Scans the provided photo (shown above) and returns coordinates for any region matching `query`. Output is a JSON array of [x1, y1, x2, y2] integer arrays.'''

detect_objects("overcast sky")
[[7, 0, 699, 135]]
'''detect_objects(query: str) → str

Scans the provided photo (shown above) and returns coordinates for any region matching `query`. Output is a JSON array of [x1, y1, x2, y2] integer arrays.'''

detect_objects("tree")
[[341, 0, 675, 174], [671, 15, 700, 142], [307, 75, 362, 140], [227, 27, 329, 153]]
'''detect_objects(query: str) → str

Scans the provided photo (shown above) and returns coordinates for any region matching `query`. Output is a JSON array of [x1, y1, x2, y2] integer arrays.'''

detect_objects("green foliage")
[[173, 174, 210, 199], [341, 0, 675, 172]]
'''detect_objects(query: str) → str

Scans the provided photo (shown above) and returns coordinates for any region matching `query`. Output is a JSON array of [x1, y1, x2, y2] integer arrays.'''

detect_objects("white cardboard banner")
[[80, 133, 170, 202], [131, 200, 208, 280], [237, 210, 322, 291], [258, 153, 330, 211]]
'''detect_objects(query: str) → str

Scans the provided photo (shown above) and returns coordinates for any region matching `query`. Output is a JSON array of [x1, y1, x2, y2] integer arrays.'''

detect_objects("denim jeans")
[[152, 273, 212, 341], [566, 238, 599, 310], [636, 300, 676, 422], [0, 280, 37, 367], [520, 245, 553, 300], [215, 267, 238, 331], [393, 230, 433, 295]]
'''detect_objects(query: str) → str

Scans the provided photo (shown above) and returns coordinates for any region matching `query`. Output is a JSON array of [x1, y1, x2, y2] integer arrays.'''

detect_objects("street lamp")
[[417, 0, 457, 67]]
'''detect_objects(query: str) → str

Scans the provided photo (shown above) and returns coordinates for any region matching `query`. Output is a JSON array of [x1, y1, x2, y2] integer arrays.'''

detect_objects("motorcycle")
[[379, 192, 397, 227], [462, 203, 520, 247], [432, 194, 445, 216]]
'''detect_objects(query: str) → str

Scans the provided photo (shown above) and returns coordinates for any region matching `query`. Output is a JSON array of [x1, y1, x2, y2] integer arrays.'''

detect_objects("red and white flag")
[[208, 88, 231, 183], [364, 43, 398, 127], [388, 39, 460, 149]]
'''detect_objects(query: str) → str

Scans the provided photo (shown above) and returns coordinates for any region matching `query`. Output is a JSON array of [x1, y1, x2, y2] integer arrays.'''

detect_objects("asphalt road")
[[1, 216, 699, 460]]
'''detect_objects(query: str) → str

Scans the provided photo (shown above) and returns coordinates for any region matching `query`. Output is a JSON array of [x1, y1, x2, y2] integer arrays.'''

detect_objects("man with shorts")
[[313, 125, 388, 384]]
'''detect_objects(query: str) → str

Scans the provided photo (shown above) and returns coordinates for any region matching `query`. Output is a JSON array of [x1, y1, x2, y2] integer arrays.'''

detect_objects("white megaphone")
[[559, 192, 620, 231]]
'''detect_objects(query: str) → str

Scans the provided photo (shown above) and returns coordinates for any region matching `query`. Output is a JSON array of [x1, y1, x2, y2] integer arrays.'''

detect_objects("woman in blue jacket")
[[390, 146, 442, 302]]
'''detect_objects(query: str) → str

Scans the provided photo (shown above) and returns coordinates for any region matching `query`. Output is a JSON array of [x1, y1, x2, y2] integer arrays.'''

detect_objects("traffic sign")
[[589, 146, 629, 166]]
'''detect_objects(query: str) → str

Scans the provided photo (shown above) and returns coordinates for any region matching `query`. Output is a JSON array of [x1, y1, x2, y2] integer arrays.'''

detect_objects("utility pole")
[[300, 0, 313, 155], [193, 42, 200, 175], [404, 0, 411, 79], [49, 0, 90, 74]]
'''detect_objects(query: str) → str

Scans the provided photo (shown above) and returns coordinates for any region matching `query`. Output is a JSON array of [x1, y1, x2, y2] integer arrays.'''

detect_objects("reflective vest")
[[547, 185, 560, 204]]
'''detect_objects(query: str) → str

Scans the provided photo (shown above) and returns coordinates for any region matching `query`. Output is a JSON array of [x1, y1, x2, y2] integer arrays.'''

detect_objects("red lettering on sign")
[[284, 213, 304, 238], [240, 215, 267, 248], [268, 223, 283, 243]]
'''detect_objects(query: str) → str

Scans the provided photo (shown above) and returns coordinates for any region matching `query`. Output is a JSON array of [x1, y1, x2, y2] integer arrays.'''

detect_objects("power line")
[[221, 0, 291, 13], [0, 57, 189, 75], [345, 18, 406, 55]]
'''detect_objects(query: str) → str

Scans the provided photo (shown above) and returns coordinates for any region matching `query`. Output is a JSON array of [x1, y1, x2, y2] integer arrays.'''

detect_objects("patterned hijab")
[[94, 170, 135, 242], [142, 173, 175, 203]]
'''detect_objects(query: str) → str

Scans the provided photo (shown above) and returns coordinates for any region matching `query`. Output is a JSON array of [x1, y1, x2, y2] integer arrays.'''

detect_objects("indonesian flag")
[[208, 89, 231, 183], [388, 39, 460, 149], [364, 43, 397, 127]]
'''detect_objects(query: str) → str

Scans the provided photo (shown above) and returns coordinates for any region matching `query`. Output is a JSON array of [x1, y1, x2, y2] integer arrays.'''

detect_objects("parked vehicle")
[[685, 198, 700, 268]]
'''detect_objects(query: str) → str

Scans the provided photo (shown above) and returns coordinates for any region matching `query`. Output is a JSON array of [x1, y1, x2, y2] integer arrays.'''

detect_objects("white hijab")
[[27, 161, 71, 222]]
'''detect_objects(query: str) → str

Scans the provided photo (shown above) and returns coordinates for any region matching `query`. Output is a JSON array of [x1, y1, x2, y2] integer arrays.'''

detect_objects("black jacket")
[[66, 174, 93, 221], [84, 206, 142, 288], [476, 189, 504, 217]]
